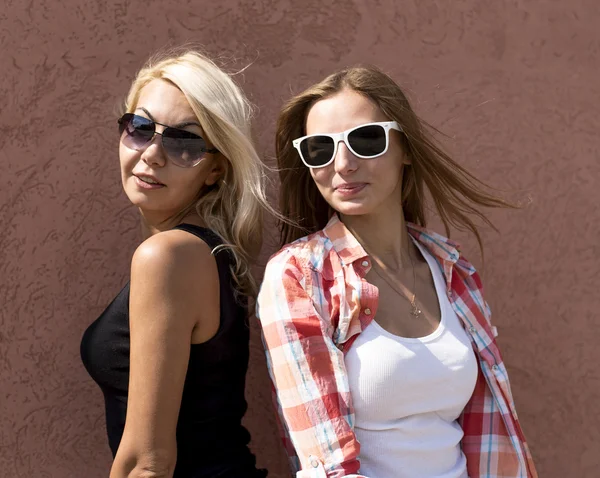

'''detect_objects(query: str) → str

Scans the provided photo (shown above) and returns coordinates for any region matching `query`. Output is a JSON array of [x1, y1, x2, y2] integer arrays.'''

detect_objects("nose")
[[140, 127, 167, 167], [333, 140, 358, 174]]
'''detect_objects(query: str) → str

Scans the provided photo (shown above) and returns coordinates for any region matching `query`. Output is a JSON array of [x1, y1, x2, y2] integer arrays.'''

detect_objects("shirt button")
[[492, 364, 499, 372], [469, 326, 476, 334], [361, 260, 369, 267], [364, 308, 372, 315], [309, 456, 319, 468]]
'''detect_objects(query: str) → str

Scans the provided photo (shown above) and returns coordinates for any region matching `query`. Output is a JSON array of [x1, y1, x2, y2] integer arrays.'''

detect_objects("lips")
[[133, 173, 166, 190], [335, 182, 367, 191], [333, 182, 367, 197], [134, 174, 165, 186]]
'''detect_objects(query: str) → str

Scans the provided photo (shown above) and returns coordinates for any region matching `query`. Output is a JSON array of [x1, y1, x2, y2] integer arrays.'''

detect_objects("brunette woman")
[[257, 66, 537, 478]]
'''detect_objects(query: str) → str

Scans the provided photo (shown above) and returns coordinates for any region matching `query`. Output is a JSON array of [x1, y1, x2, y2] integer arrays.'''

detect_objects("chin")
[[123, 188, 154, 209], [331, 201, 375, 217]]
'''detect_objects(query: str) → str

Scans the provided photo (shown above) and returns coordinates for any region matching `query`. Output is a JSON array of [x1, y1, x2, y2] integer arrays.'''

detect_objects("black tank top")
[[80, 225, 267, 477]]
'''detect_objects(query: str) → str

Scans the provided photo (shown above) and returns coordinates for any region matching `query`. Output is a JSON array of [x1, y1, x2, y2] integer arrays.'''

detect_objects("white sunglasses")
[[292, 121, 403, 168]]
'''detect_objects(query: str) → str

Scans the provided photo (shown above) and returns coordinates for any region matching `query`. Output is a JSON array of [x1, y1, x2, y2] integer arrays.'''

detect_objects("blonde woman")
[[80, 50, 269, 478], [257, 67, 537, 477]]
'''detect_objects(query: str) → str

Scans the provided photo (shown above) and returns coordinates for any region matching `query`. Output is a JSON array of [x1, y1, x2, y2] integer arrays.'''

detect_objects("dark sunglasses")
[[292, 121, 403, 168], [118, 113, 219, 168]]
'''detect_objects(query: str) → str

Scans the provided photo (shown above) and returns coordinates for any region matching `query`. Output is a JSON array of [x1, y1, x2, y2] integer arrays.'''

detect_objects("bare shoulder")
[[131, 229, 218, 288], [130, 230, 220, 337]]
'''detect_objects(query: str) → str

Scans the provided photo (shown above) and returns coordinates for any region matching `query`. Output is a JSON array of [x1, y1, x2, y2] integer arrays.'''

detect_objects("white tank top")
[[344, 242, 478, 478]]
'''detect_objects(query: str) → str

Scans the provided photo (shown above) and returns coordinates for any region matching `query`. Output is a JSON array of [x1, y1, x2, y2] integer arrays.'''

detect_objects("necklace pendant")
[[411, 302, 422, 318]]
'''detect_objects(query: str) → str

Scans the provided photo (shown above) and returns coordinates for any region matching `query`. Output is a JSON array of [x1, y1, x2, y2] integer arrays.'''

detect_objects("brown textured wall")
[[1, 1, 598, 477]]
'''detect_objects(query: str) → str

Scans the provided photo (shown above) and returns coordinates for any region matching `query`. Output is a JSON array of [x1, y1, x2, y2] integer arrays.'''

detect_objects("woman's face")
[[305, 88, 408, 218], [119, 79, 223, 220]]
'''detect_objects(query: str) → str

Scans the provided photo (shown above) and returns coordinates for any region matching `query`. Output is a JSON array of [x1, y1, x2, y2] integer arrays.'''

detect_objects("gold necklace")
[[371, 253, 422, 319]]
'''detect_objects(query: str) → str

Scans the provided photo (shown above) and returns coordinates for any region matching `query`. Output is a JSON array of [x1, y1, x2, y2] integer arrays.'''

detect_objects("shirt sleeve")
[[485, 301, 498, 337], [257, 252, 368, 478]]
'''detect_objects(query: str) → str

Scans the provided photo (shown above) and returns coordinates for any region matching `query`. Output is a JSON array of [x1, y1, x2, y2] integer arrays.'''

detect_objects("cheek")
[[172, 168, 207, 199], [119, 144, 138, 174], [376, 151, 404, 179], [310, 168, 333, 190]]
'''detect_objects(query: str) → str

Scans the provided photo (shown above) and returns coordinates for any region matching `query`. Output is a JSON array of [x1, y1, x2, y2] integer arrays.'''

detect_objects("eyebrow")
[[136, 107, 202, 129]]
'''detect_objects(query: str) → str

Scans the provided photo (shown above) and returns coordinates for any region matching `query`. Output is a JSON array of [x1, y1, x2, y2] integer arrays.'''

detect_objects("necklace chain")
[[371, 253, 422, 319]]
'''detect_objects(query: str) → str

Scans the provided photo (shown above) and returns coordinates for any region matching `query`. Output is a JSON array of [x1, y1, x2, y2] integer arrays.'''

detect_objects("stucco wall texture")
[[1, 1, 598, 477]]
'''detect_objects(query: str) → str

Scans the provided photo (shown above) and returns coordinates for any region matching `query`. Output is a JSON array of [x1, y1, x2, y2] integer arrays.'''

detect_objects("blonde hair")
[[276, 66, 517, 253], [124, 48, 270, 297]]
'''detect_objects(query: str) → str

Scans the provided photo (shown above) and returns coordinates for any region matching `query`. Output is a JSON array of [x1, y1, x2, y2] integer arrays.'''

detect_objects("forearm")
[[110, 449, 176, 478]]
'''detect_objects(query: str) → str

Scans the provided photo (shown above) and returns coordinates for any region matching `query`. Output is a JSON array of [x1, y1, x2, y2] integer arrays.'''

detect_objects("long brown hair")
[[276, 66, 516, 251]]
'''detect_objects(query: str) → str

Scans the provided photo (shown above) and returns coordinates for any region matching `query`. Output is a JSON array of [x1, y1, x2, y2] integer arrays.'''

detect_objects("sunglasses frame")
[[118, 113, 220, 168], [292, 121, 403, 169]]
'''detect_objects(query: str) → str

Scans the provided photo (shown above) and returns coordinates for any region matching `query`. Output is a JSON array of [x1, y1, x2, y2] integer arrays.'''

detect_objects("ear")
[[203, 154, 226, 187], [400, 148, 411, 166]]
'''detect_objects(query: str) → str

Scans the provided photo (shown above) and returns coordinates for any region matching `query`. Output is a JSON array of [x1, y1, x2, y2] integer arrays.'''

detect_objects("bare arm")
[[109, 230, 220, 478]]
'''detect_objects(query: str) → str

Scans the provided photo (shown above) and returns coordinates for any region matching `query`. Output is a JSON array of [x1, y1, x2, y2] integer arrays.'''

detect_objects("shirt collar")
[[322, 214, 369, 266], [322, 214, 476, 276]]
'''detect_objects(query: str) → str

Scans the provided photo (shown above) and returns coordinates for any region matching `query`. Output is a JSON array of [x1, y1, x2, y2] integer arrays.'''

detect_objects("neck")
[[138, 207, 195, 240], [340, 203, 417, 272]]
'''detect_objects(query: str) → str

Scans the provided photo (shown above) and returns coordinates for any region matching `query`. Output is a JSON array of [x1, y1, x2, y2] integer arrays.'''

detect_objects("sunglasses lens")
[[348, 124, 387, 157], [119, 114, 155, 149], [300, 136, 335, 167], [162, 129, 208, 167]]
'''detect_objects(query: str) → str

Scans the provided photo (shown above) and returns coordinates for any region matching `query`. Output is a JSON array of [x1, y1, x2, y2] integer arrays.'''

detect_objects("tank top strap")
[[174, 223, 224, 251], [174, 223, 237, 266], [173, 223, 242, 305]]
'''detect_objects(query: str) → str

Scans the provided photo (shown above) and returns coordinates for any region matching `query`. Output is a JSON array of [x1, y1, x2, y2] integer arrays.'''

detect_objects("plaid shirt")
[[257, 215, 537, 478]]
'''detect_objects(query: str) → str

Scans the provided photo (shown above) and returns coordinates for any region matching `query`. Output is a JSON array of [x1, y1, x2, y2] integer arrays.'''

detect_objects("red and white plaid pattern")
[[257, 215, 537, 478]]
